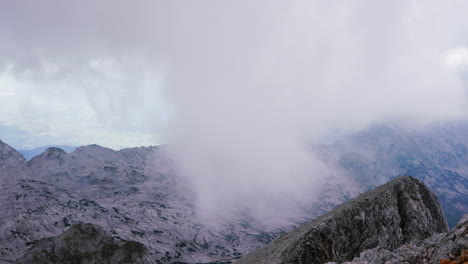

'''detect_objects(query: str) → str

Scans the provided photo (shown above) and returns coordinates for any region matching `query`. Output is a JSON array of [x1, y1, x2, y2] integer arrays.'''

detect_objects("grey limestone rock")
[[0, 143, 287, 263], [336, 214, 467, 264], [14, 223, 149, 264], [0, 140, 25, 169], [236, 176, 448, 264]]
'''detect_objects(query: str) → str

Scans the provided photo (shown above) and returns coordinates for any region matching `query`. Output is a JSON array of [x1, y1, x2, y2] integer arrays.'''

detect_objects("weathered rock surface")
[[237, 176, 448, 264], [0, 140, 25, 169], [3, 122, 468, 264], [0, 144, 295, 263], [14, 223, 149, 264], [334, 214, 467, 264]]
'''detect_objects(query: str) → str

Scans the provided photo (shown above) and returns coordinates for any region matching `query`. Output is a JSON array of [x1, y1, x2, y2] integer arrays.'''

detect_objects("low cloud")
[[164, 0, 468, 223], [445, 47, 468, 67]]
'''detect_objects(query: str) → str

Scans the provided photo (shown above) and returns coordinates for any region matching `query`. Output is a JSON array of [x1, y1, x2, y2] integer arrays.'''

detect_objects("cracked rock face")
[[335, 214, 467, 264], [14, 223, 149, 264], [237, 176, 448, 264]]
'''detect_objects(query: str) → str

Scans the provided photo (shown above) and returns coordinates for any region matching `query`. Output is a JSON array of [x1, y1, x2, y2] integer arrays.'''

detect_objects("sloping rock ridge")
[[14, 223, 149, 264], [237, 176, 449, 264], [331, 214, 467, 264], [0, 140, 25, 169]]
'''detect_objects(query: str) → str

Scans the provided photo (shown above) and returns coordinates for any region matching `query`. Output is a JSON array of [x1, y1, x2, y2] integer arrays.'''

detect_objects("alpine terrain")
[[0, 122, 467, 263], [237, 176, 466, 264]]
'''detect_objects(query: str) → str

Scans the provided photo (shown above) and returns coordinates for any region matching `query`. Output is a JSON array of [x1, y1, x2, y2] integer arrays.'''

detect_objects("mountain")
[[237, 176, 449, 264], [18, 145, 76, 160], [0, 144, 290, 264], [1, 121, 467, 263], [318, 122, 468, 227], [0, 140, 25, 169], [15, 223, 149, 264]]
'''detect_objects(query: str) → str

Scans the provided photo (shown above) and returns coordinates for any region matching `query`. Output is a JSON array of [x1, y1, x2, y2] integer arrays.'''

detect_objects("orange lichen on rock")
[[440, 249, 468, 264], [439, 260, 460, 264], [461, 249, 468, 262]]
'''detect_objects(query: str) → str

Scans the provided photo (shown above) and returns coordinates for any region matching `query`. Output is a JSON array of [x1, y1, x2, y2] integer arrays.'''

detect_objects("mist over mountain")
[[0, 140, 297, 263], [318, 121, 468, 227], [1, 1, 468, 263], [2, 1, 468, 218], [0, 121, 467, 263], [238, 176, 467, 264]]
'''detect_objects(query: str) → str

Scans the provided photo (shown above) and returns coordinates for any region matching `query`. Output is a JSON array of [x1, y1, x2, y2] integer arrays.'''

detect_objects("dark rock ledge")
[[14, 223, 149, 264]]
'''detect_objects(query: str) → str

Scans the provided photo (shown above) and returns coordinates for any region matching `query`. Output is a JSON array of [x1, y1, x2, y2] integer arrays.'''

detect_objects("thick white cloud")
[[0, 58, 169, 148], [0, 92, 15, 96], [164, 0, 468, 222], [0, 0, 172, 148], [445, 47, 468, 67]]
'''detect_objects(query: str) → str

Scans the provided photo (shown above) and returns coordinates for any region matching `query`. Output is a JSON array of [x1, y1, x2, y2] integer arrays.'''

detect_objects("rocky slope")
[[18, 145, 76, 160], [0, 141, 292, 264], [15, 223, 149, 264], [236, 176, 449, 264], [1, 121, 467, 263], [331, 214, 467, 264], [0, 140, 25, 170]]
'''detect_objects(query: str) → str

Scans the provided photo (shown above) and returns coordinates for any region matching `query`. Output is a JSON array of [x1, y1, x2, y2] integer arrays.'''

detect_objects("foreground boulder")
[[237, 176, 448, 264], [14, 223, 149, 264]]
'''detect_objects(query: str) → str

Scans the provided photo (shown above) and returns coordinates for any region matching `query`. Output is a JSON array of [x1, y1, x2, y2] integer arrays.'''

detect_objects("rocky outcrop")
[[334, 214, 467, 264], [0, 140, 25, 169], [18, 145, 76, 160], [14, 223, 149, 264], [237, 176, 448, 264]]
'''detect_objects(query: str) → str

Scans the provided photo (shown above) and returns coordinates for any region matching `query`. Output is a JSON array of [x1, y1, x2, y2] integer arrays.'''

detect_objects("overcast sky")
[[1, 1, 468, 150]]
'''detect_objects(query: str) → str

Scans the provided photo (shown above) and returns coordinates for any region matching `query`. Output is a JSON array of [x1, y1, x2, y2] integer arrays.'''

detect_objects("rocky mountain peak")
[[25, 146, 67, 168], [43, 147, 66, 158], [0, 140, 26, 169], [237, 176, 449, 264], [74, 144, 114, 154]]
